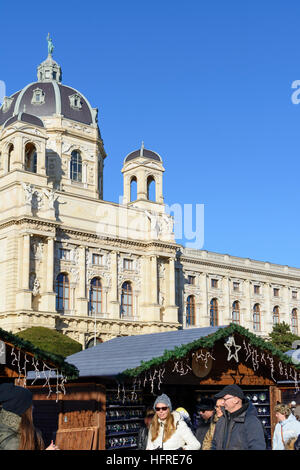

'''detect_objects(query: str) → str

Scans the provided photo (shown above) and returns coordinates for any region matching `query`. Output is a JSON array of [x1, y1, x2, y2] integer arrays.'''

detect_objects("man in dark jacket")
[[211, 384, 266, 450], [137, 408, 155, 449], [195, 398, 216, 447]]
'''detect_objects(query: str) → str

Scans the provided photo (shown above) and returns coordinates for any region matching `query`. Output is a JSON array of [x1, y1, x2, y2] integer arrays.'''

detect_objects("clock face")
[[191, 348, 213, 378]]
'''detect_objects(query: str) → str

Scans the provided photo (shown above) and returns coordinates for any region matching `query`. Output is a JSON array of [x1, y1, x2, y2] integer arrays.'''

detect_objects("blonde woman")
[[146, 394, 200, 450], [272, 403, 300, 450]]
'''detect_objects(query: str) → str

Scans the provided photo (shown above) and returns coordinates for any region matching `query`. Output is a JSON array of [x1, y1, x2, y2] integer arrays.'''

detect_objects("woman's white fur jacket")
[[146, 411, 201, 450]]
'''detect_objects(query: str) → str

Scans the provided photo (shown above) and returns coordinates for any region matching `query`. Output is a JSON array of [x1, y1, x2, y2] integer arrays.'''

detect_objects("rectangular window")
[[188, 275, 195, 285], [233, 282, 239, 291], [123, 258, 133, 270], [273, 288, 280, 297], [92, 254, 103, 265], [292, 291, 297, 300], [211, 279, 218, 288], [254, 285, 260, 295], [59, 248, 70, 261]]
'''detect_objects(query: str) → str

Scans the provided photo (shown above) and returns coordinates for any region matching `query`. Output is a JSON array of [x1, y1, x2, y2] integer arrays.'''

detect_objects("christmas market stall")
[[28, 324, 300, 450], [0, 326, 79, 446]]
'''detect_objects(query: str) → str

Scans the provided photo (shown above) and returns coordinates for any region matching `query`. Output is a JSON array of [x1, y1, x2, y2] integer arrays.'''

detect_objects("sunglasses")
[[155, 406, 168, 411]]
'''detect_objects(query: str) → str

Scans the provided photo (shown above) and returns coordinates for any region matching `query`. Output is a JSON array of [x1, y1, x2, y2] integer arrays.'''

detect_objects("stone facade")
[[0, 50, 299, 347]]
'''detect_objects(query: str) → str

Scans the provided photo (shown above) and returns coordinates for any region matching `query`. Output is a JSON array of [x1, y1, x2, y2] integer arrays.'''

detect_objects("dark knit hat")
[[214, 384, 245, 400], [0, 383, 33, 416], [197, 397, 215, 411]]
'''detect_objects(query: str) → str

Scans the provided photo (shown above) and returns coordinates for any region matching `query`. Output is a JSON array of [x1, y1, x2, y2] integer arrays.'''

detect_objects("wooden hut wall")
[[30, 382, 106, 450]]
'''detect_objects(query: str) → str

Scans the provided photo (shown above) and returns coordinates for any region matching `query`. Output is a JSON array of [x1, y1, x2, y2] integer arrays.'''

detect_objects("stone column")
[[16, 234, 32, 310], [22, 234, 30, 290], [37, 146, 46, 175], [244, 279, 252, 330], [137, 168, 147, 200], [151, 255, 158, 305], [222, 276, 230, 325], [282, 286, 289, 325], [77, 245, 88, 315], [46, 237, 54, 293], [109, 251, 120, 317], [140, 255, 160, 322], [40, 237, 56, 312], [264, 282, 271, 334], [164, 257, 179, 323]]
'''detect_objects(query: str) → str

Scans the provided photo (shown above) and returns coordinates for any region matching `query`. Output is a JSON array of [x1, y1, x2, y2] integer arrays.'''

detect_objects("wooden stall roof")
[[66, 325, 226, 379], [122, 323, 300, 382], [0, 327, 78, 379]]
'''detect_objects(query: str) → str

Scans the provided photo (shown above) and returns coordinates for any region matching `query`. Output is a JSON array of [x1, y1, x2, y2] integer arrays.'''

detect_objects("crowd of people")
[[1, 382, 300, 450], [137, 384, 300, 451]]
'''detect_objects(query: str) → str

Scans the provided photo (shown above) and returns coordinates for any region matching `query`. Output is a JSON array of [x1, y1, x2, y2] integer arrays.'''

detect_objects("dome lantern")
[[37, 33, 62, 83]]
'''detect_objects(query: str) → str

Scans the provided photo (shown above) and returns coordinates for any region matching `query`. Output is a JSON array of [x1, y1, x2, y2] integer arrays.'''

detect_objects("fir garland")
[[0, 327, 78, 379], [122, 323, 300, 378]]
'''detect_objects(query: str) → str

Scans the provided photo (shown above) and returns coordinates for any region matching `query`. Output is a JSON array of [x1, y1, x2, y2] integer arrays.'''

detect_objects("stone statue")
[[145, 210, 160, 238], [160, 213, 174, 235], [43, 188, 58, 209], [32, 278, 40, 296], [22, 183, 35, 205], [47, 33, 54, 56]]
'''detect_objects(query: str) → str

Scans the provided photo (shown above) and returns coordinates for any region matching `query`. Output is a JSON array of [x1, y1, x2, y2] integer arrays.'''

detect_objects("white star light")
[[225, 336, 241, 362]]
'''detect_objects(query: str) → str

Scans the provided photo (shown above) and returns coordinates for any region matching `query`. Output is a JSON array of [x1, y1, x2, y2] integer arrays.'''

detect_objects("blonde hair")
[[274, 403, 291, 418], [150, 410, 177, 443], [285, 437, 297, 450]]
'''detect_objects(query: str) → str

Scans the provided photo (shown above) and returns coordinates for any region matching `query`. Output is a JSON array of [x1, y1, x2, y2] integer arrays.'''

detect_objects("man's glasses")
[[155, 406, 168, 411], [223, 396, 235, 402]]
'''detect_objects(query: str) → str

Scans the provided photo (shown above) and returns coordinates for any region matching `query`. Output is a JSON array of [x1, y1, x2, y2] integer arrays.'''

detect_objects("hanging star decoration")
[[225, 336, 241, 363]]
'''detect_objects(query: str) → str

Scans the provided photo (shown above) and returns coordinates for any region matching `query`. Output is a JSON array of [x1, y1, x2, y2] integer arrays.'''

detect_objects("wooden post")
[[269, 385, 281, 442]]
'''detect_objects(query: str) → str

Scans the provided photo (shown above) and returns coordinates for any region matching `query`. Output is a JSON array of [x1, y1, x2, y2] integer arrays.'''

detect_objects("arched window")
[[253, 304, 261, 331], [86, 337, 103, 348], [232, 301, 240, 325], [70, 150, 82, 182], [8, 144, 14, 172], [56, 273, 69, 312], [292, 308, 298, 334], [25, 143, 37, 173], [89, 277, 102, 316], [273, 306, 280, 325], [121, 281, 132, 317], [130, 176, 137, 201], [210, 298, 218, 326], [186, 295, 195, 326], [147, 175, 156, 201]]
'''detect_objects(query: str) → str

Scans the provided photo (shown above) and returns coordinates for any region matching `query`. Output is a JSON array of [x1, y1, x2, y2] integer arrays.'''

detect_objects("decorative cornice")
[[0, 216, 59, 234], [179, 257, 300, 283]]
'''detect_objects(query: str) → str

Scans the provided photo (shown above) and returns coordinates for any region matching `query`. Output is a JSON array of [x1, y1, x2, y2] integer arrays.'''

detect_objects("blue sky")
[[1, 1, 300, 267]]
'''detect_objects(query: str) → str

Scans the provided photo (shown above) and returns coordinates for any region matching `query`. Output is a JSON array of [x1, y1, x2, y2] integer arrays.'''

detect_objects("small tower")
[[37, 33, 62, 83], [122, 142, 165, 213]]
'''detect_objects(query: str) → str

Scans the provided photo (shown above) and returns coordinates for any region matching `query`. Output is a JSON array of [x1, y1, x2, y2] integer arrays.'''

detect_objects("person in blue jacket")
[[211, 384, 266, 450], [272, 403, 300, 450]]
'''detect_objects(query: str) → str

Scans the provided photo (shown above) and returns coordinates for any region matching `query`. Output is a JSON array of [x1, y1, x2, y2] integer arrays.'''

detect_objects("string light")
[[192, 349, 216, 368]]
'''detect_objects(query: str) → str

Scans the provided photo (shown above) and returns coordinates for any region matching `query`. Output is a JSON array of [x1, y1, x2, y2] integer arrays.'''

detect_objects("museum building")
[[0, 45, 299, 348]]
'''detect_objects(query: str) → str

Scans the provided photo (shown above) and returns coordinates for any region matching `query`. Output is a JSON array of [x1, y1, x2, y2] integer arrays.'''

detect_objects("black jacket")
[[211, 401, 266, 450], [137, 425, 149, 450], [195, 415, 214, 446]]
